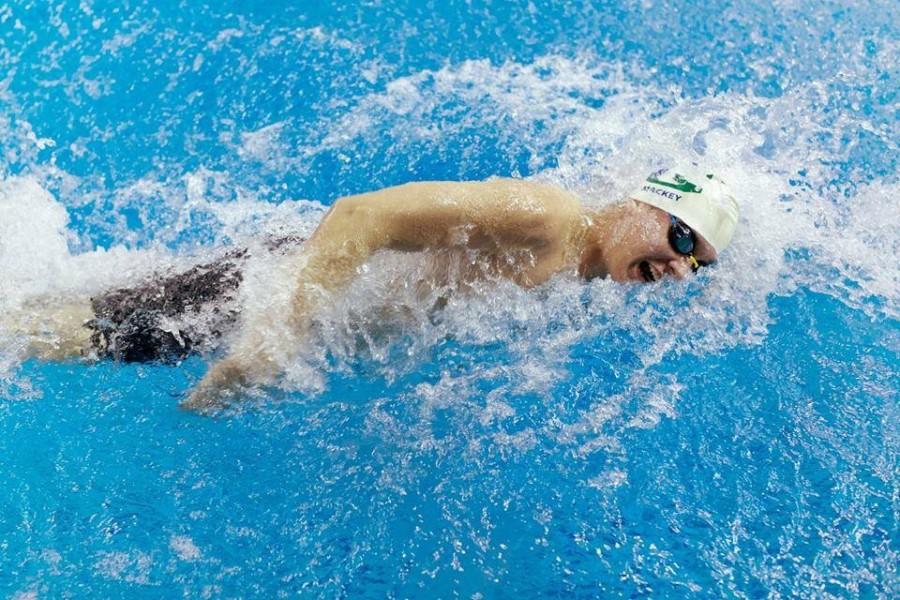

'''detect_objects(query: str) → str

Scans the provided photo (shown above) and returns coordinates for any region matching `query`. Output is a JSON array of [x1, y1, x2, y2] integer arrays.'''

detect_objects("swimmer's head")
[[629, 167, 740, 254], [585, 167, 740, 283]]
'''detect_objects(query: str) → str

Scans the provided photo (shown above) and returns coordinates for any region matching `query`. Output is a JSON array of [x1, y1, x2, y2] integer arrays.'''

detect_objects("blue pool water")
[[1, 0, 897, 597]]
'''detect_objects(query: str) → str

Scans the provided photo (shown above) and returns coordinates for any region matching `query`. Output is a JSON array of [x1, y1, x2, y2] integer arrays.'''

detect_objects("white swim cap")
[[628, 166, 740, 253]]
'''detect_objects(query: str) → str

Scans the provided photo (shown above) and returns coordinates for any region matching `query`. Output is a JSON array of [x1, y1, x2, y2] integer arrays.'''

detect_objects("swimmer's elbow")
[[317, 196, 393, 252]]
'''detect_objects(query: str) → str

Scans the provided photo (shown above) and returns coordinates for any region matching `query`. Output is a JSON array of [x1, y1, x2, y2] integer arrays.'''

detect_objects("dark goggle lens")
[[668, 219, 695, 255]]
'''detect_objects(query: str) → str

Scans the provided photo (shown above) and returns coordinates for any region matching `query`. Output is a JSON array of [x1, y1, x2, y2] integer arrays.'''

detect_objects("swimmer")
[[8, 167, 739, 410]]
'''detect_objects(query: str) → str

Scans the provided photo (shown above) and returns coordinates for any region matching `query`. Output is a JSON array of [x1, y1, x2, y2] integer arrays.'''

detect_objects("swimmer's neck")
[[572, 201, 635, 280]]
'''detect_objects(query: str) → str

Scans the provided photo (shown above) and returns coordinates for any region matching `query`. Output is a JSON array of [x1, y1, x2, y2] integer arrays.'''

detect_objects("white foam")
[[0, 176, 71, 301], [0, 176, 180, 311], [587, 469, 628, 490], [169, 534, 202, 561], [94, 550, 153, 584], [238, 121, 288, 162]]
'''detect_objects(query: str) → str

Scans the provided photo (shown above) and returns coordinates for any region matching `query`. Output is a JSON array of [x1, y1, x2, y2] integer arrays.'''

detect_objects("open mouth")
[[639, 260, 656, 283]]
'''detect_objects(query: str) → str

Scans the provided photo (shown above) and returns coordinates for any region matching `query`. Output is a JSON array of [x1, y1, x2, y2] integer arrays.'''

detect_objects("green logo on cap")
[[647, 173, 703, 194]]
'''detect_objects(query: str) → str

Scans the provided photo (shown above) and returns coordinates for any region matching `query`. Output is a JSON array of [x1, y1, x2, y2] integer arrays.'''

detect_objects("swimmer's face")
[[604, 201, 718, 283]]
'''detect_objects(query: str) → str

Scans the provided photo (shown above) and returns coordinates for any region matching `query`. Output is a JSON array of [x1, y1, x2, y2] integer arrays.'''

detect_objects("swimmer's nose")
[[666, 257, 692, 280]]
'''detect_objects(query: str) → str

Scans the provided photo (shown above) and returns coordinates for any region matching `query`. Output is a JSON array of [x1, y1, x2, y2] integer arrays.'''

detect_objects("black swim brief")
[[84, 235, 305, 363], [85, 249, 248, 363]]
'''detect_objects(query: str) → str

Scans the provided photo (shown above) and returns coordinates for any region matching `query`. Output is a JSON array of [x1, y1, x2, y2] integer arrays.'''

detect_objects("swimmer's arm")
[[182, 194, 393, 411], [182, 180, 578, 411], [334, 179, 581, 253], [284, 179, 579, 322]]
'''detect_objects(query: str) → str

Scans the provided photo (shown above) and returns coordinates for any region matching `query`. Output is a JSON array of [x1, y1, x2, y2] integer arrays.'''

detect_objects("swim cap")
[[628, 167, 740, 253]]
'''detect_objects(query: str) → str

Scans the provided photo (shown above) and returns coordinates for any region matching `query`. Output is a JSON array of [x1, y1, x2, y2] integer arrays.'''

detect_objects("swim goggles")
[[668, 216, 711, 272]]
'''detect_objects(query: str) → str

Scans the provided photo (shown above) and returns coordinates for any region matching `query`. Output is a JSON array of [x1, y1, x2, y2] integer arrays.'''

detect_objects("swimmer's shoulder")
[[482, 177, 582, 214], [364, 178, 582, 220]]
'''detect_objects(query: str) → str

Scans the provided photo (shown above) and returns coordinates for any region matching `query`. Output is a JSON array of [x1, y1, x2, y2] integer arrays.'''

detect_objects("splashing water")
[[0, 0, 897, 597]]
